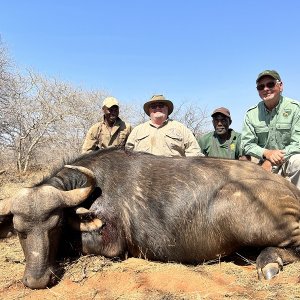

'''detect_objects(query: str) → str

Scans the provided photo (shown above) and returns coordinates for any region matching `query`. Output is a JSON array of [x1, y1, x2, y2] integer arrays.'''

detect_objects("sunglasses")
[[150, 103, 166, 109], [256, 81, 278, 91]]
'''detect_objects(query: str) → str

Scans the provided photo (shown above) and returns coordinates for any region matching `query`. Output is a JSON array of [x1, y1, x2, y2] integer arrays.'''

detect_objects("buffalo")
[[0, 148, 300, 289]]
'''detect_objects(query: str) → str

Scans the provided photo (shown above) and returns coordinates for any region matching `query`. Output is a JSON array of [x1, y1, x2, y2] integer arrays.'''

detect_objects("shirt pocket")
[[165, 131, 183, 151], [253, 125, 269, 146], [135, 133, 151, 152], [275, 123, 292, 146]]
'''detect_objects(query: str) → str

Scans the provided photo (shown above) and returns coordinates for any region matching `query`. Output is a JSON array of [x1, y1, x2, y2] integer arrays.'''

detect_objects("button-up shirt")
[[241, 96, 300, 159], [198, 129, 243, 159], [125, 119, 202, 157], [82, 116, 132, 153]]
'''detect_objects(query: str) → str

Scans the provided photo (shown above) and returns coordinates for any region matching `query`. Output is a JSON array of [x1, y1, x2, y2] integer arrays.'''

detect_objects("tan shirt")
[[125, 119, 202, 157], [82, 116, 132, 153]]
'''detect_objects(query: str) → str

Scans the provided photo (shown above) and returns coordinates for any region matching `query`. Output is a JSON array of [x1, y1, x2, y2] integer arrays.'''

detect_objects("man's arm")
[[241, 114, 265, 159], [125, 127, 137, 151], [236, 133, 250, 160], [282, 104, 300, 159], [183, 127, 203, 157], [81, 124, 99, 153], [197, 134, 208, 156]]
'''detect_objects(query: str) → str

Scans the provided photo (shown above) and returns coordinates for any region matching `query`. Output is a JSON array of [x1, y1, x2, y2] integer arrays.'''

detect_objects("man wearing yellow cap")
[[82, 96, 132, 153], [241, 70, 300, 189], [125, 94, 202, 157]]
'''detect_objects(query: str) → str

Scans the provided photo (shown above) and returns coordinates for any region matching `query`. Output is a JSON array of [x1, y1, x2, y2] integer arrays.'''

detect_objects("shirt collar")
[[149, 118, 169, 128]]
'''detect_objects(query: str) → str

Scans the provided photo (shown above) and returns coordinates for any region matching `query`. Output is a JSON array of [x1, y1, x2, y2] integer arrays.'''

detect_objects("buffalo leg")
[[256, 247, 300, 280]]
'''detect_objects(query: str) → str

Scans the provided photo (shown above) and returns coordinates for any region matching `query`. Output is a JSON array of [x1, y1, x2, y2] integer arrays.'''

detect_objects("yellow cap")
[[102, 97, 119, 108]]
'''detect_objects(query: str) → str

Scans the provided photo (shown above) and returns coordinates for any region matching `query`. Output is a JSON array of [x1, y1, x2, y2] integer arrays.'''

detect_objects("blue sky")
[[1, 0, 300, 131]]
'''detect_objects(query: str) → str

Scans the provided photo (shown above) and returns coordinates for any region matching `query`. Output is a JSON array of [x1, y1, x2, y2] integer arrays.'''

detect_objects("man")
[[82, 96, 132, 153], [198, 107, 244, 159], [241, 69, 300, 188], [125, 94, 202, 157]]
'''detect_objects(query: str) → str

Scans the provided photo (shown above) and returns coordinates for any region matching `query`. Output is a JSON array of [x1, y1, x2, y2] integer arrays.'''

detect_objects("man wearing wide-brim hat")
[[241, 69, 300, 189], [82, 96, 132, 153], [126, 94, 202, 157]]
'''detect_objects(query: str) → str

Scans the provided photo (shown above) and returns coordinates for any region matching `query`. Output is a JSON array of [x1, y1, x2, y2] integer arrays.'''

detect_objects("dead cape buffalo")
[[0, 148, 300, 289]]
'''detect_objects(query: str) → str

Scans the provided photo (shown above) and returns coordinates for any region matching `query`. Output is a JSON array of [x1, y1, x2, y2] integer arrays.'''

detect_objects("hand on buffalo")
[[261, 160, 273, 172], [263, 149, 285, 166], [238, 155, 251, 161]]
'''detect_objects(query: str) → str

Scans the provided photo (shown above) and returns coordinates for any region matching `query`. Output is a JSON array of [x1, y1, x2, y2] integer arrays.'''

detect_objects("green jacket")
[[198, 129, 242, 159], [241, 96, 300, 159]]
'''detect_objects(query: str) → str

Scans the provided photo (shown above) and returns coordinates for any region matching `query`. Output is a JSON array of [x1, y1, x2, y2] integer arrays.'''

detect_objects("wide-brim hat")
[[256, 70, 281, 83], [143, 94, 174, 116]]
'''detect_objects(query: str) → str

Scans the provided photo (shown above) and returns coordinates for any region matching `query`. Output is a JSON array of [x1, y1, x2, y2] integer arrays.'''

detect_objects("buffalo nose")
[[23, 273, 52, 289]]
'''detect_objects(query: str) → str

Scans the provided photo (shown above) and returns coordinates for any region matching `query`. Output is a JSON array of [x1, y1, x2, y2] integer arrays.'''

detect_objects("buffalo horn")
[[60, 165, 96, 207]]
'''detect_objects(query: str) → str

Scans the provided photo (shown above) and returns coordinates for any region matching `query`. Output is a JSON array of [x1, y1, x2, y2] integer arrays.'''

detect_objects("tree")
[[172, 103, 210, 139], [0, 41, 16, 131], [1, 68, 106, 173], [0, 39, 210, 174]]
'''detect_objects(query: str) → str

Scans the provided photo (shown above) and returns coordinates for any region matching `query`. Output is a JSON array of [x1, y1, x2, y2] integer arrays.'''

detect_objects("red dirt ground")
[[0, 235, 300, 300]]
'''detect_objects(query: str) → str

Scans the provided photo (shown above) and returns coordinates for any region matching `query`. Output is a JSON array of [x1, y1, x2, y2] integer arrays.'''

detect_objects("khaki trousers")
[[276, 154, 300, 189]]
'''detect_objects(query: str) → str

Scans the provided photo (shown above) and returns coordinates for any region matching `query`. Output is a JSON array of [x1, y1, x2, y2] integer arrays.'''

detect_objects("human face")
[[212, 114, 230, 136], [149, 102, 168, 121], [102, 105, 119, 125], [256, 76, 283, 109]]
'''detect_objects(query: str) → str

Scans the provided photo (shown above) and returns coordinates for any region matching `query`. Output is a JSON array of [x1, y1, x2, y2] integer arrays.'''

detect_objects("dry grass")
[[1, 235, 300, 299]]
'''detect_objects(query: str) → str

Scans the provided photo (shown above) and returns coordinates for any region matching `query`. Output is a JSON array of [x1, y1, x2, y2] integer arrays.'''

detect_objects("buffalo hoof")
[[257, 257, 283, 280]]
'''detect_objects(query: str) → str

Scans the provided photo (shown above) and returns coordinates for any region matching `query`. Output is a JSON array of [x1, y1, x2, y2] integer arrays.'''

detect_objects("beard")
[[153, 112, 167, 119]]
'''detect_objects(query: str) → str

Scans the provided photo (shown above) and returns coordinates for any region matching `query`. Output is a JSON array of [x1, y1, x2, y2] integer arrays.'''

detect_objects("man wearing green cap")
[[125, 94, 202, 157], [198, 107, 245, 159], [241, 70, 300, 188], [82, 96, 132, 153]]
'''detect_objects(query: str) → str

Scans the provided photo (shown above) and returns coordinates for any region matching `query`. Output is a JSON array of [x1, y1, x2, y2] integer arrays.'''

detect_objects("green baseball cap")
[[256, 70, 281, 83]]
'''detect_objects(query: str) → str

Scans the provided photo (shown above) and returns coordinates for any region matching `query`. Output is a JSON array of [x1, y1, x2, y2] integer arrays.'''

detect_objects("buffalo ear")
[[0, 198, 12, 216], [0, 215, 14, 238], [0, 198, 13, 239], [80, 218, 103, 231], [67, 207, 104, 232]]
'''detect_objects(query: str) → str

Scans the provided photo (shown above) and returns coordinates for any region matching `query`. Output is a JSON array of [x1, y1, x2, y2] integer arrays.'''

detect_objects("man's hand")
[[239, 155, 251, 161], [261, 159, 272, 172], [263, 149, 285, 165]]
